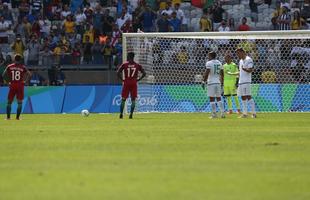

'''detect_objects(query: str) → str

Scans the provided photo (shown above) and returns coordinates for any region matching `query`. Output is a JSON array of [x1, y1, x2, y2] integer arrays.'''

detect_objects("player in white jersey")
[[203, 51, 225, 118], [236, 48, 256, 118]]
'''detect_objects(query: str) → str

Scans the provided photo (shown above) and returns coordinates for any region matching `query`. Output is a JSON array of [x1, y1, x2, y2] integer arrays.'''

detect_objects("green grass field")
[[0, 113, 309, 200]]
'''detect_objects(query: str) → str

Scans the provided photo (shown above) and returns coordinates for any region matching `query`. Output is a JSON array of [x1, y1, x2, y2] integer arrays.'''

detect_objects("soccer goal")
[[122, 30, 310, 113]]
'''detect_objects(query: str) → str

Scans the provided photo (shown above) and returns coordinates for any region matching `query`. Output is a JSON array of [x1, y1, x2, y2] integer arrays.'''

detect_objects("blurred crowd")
[[0, 0, 309, 86]]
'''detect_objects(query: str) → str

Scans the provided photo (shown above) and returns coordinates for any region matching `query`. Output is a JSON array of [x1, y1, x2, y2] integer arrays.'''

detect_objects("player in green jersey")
[[223, 54, 241, 114]]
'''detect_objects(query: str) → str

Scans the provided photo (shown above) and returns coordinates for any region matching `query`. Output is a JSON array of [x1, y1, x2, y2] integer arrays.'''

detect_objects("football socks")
[[16, 103, 22, 119], [6, 103, 11, 119]]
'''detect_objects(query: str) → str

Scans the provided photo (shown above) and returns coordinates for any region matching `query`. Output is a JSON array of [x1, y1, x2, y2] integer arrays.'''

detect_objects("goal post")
[[122, 30, 310, 113]]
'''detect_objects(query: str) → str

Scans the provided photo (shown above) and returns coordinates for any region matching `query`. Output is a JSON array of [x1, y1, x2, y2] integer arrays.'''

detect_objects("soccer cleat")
[[221, 114, 226, 118], [209, 114, 217, 119], [129, 114, 133, 119], [16, 118, 21, 120], [227, 110, 233, 115], [119, 114, 123, 119], [238, 114, 248, 118], [237, 109, 242, 114], [252, 114, 257, 118], [5, 118, 10, 120]]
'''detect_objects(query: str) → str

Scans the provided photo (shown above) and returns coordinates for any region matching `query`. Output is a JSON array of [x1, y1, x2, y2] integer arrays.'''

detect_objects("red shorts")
[[8, 83, 24, 102], [121, 81, 137, 99]]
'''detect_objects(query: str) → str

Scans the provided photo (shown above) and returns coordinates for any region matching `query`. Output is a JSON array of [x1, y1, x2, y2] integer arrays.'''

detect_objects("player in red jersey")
[[2, 54, 31, 120], [117, 52, 146, 119]]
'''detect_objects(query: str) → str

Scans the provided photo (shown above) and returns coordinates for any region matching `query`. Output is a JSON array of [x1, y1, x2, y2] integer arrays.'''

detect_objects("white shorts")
[[207, 84, 221, 97], [238, 83, 251, 96]]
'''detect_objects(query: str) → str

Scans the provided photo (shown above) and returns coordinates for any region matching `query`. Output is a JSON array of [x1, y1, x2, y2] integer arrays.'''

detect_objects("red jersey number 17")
[[124, 67, 136, 79]]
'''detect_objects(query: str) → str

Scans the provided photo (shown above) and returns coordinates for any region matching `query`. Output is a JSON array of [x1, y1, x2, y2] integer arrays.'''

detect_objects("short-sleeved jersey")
[[223, 62, 238, 86], [239, 56, 253, 84], [6, 63, 27, 85], [118, 61, 143, 83], [206, 59, 223, 85]]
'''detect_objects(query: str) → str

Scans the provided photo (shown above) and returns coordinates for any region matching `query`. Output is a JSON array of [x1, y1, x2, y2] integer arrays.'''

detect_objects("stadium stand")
[[0, 0, 308, 85]]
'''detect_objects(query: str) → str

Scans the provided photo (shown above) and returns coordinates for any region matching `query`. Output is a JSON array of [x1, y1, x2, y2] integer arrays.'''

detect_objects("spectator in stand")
[[174, 3, 185, 29], [82, 0, 91, 8], [11, 34, 26, 59], [116, 8, 132, 32], [93, 6, 103, 37], [102, 37, 114, 69], [291, 11, 306, 30], [131, 13, 141, 32], [249, 0, 258, 14], [19, 0, 30, 20], [212, 1, 226, 30], [113, 37, 122, 67], [61, 4, 71, 19], [1, 3, 13, 22], [62, 0, 71, 7], [27, 34, 40, 65], [158, 0, 167, 11], [102, 9, 114, 35], [172, 0, 181, 6], [217, 20, 230, 32], [203, 0, 215, 11], [217, 20, 230, 51], [117, 0, 132, 16], [53, 43, 62, 64], [63, 15, 76, 35], [51, 3, 62, 21], [39, 15, 51, 38], [22, 16, 32, 40], [31, 0, 42, 16], [32, 19, 41, 37], [169, 11, 181, 32], [60, 33, 70, 50], [83, 35, 93, 64], [14, 19, 25, 39], [0, 15, 10, 44], [70, 43, 80, 64], [161, 1, 173, 18], [83, 23, 95, 44], [271, 1, 283, 30], [75, 8, 87, 35], [228, 18, 236, 31], [200, 9, 212, 32], [145, 0, 157, 11], [11, 0, 20, 9], [67, 33, 78, 49], [27, 8, 39, 24], [157, 12, 170, 32], [140, 6, 157, 32], [92, 38, 103, 64], [238, 17, 251, 31], [84, 4, 94, 24], [261, 65, 276, 83], [111, 24, 121, 46], [176, 45, 189, 65], [41, 45, 53, 68], [277, 5, 291, 30], [301, 0, 310, 29]]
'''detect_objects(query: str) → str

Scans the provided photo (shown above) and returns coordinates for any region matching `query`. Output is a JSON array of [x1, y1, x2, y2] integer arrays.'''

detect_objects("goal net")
[[122, 31, 310, 113]]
